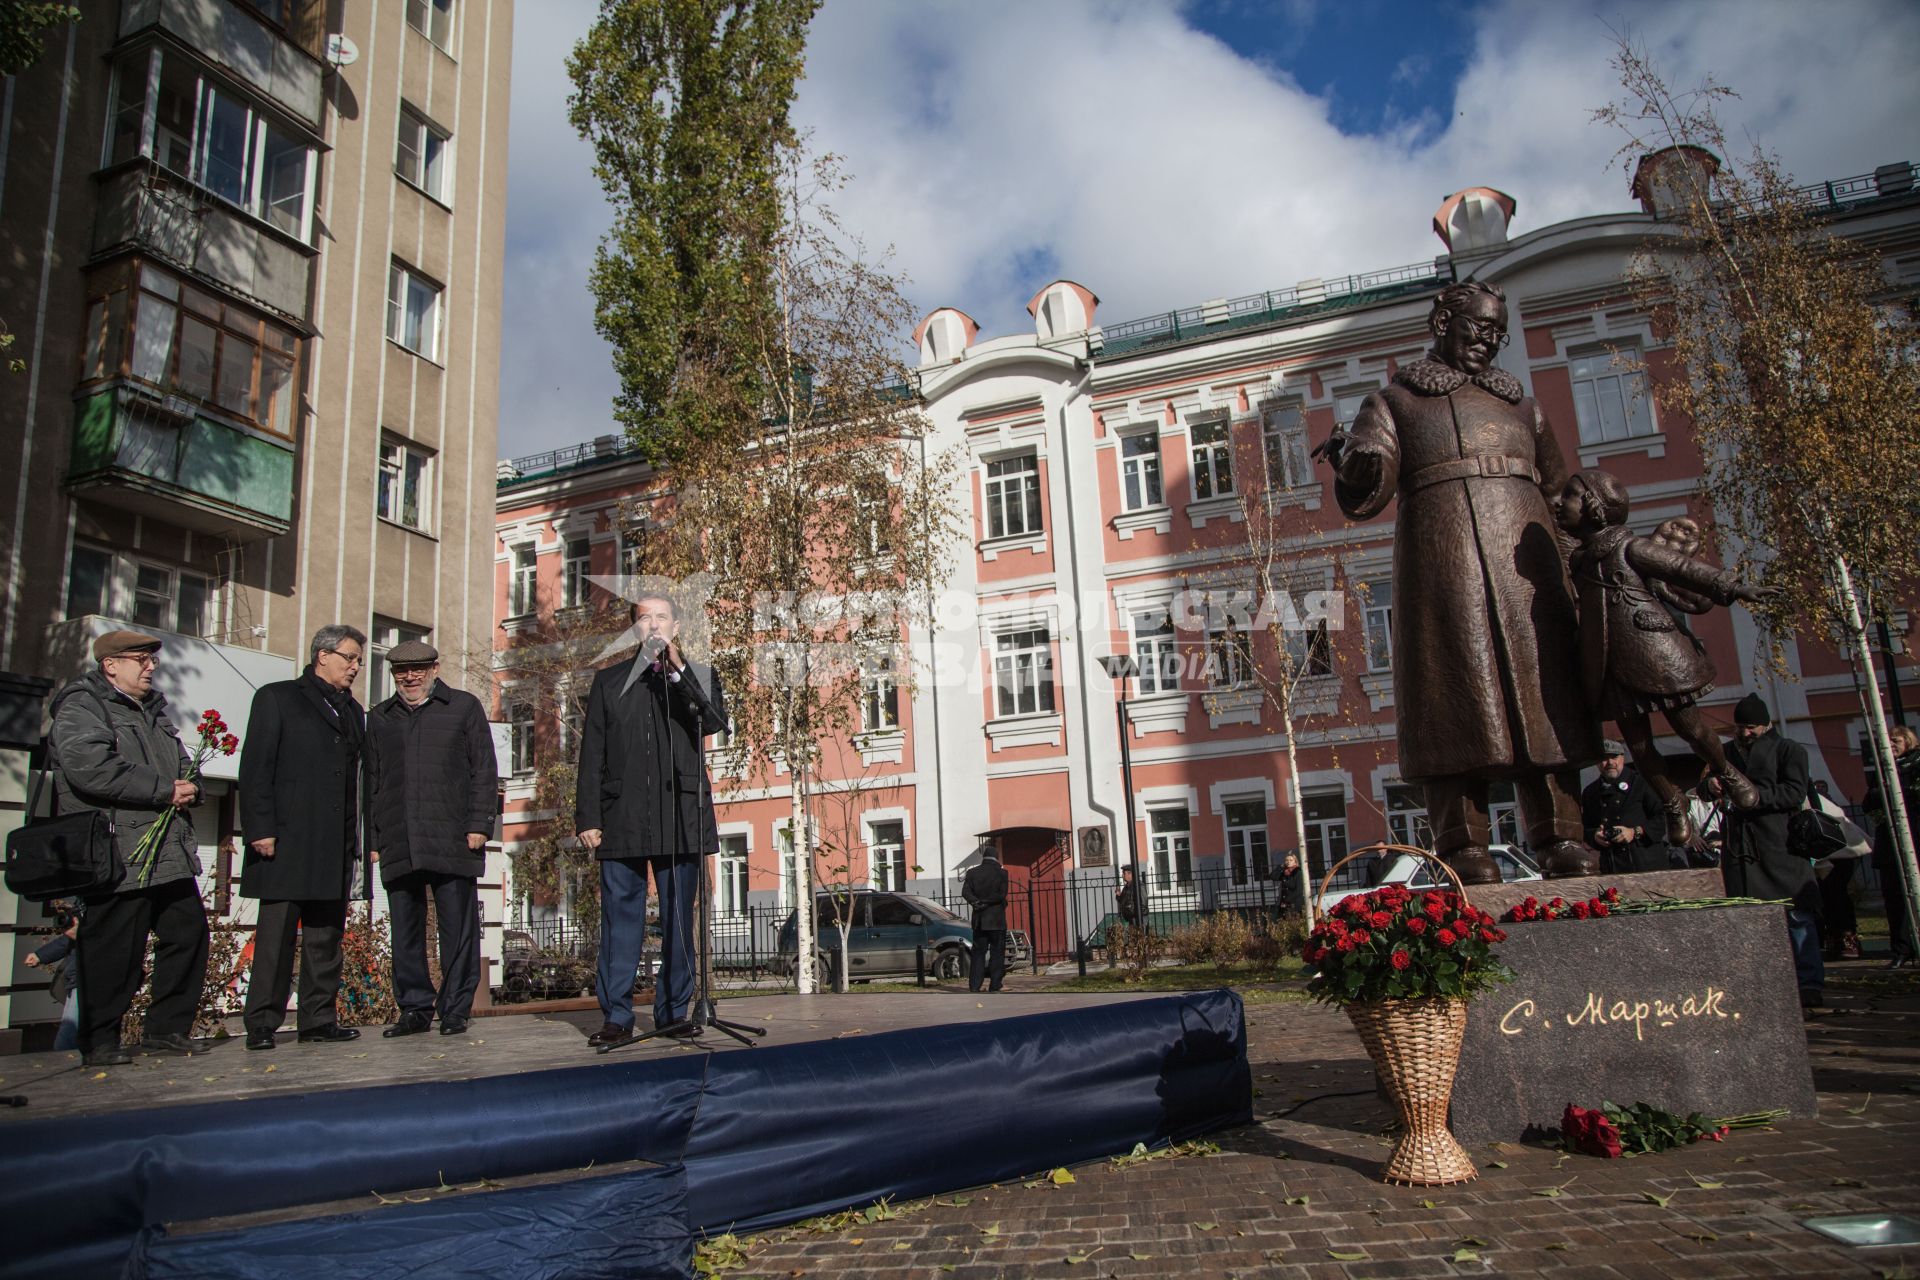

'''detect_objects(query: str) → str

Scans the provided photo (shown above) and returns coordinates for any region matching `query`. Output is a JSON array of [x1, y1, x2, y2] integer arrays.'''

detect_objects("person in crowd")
[[962, 846, 1010, 993], [576, 593, 728, 1048], [1811, 780, 1863, 961], [1275, 851, 1306, 915], [22, 905, 82, 1051], [1709, 694, 1822, 1007], [368, 641, 497, 1039], [239, 624, 373, 1050], [1581, 740, 1669, 873], [1114, 865, 1142, 928], [49, 631, 210, 1066], [1863, 723, 1920, 970]]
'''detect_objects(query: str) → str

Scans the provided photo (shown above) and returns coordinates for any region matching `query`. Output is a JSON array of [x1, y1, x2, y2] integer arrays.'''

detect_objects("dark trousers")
[[597, 856, 698, 1029], [1820, 858, 1858, 942], [244, 898, 347, 1033], [1883, 864, 1918, 962], [77, 878, 209, 1052], [969, 929, 1008, 992], [388, 871, 480, 1020]]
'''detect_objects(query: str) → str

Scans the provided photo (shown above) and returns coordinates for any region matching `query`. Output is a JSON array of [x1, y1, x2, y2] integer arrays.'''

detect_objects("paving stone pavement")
[[716, 965, 1920, 1279]]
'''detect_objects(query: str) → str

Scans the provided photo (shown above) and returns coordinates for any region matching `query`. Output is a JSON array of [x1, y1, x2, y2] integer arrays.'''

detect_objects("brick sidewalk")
[[713, 963, 1920, 1278]]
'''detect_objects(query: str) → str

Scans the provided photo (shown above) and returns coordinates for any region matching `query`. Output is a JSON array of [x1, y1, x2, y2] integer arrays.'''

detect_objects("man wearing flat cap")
[[367, 641, 498, 1037], [1710, 693, 1822, 1006], [238, 624, 374, 1049], [48, 631, 210, 1066], [1582, 739, 1669, 873]]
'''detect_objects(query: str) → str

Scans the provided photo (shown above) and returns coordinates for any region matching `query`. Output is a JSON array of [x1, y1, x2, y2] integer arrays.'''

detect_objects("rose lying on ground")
[[1562, 1101, 1786, 1157]]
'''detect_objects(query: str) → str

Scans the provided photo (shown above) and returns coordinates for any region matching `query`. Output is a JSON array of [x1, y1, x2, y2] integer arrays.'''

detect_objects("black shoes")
[[587, 1021, 633, 1049], [383, 1011, 433, 1038], [297, 1023, 361, 1044], [140, 1033, 210, 1056], [1889, 956, 1914, 970], [83, 1043, 133, 1066], [246, 1028, 276, 1051], [438, 1016, 470, 1036]]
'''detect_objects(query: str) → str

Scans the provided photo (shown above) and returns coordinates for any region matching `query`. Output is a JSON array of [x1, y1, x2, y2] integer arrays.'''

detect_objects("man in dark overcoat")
[[962, 847, 1010, 993], [49, 631, 210, 1065], [1582, 740, 1670, 873], [1712, 694, 1822, 1006], [368, 641, 498, 1038], [1318, 280, 1600, 883], [575, 594, 727, 1048], [238, 624, 374, 1049]]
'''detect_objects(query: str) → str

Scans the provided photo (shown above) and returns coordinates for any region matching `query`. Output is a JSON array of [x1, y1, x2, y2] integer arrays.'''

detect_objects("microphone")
[[641, 634, 668, 663]]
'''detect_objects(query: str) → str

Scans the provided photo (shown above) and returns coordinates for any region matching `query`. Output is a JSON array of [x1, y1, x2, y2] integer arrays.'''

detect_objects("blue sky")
[[499, 0, 1920, 458]]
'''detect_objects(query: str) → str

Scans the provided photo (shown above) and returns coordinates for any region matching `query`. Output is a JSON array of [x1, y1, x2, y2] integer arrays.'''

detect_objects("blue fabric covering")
[[0, 990, 1249, 1279], [125, 1164, 692, 1280]]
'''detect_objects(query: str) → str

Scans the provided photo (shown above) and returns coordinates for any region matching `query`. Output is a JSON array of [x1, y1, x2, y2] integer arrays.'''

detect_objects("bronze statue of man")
[[1315, 280, 1600, 883]]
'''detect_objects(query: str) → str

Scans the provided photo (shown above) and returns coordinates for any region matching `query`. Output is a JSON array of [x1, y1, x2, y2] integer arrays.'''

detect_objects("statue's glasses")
[[1449, 315, 1511, 346]]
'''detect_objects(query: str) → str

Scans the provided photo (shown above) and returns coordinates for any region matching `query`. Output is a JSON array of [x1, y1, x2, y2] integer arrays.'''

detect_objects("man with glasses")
[[367, 640, 497, 1038], [48, 631, 210, 1065], [1316, 280, 1599, 885], [238, 624, 374, 1049]]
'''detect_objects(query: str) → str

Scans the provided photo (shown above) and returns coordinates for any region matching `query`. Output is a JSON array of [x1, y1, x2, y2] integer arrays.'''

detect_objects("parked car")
[[775, 889, 1031, 982], [1316, 845, 1542, 914]]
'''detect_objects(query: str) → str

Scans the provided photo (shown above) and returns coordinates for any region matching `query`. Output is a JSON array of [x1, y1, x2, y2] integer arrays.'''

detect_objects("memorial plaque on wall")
[[1450, 905, 1818, 1145], [1078, 825, 1111, 868]]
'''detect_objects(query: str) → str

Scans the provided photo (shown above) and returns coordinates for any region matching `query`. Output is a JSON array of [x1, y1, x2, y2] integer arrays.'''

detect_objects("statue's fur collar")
[[1394, 355, 1526, 404]]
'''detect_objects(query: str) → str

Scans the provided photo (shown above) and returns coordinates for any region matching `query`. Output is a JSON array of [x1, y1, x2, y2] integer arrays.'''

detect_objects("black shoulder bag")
[[4, 696, 126, 902]]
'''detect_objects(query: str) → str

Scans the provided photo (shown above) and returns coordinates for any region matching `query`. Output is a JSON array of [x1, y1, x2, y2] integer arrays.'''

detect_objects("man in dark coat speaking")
[[962, 847, 1010, 993], [1317, 280, 1600, 884], [576, 593, 728, 1048], [238, 624, 373, 1050], [368, 641, 498, 1038]]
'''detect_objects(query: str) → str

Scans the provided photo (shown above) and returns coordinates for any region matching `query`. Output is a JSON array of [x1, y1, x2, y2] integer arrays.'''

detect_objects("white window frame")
[[993, 627, 1055, 718], [1130, 606, 1179, 697], [1301, 791, 1349, 880], [1568, 346, 1657, 446], [509, 699, 536, 776], [1333, 389, 1372, 431], [1223, 799, 1270, 886], [1284, 618, 1334, 679], [1188, 416, 1234, 500], [395, 102, 451, 203], [562, 537, 592, 609], [1147, 805, 1193, 893], [1362, 580, 1393, 673], [1488, 780, 1523, 848], [716, 833, 749, 918], [860, 653, 900, 733], [983, 451, 1043, 540], [386, 260, 444, 362], [377, 436, 435, 532], [1385, 784, 1432, 849], [1262, 403, 1311, 490], [1119, 431, 1164, 512], [129, 558, 212, 637], [405, 0, 455, 50], [868, 820, 907, 892], [368, 617, 429, 704], [509, 543, 537, 617], [65, 541, 118, 619], [1205, 620, 1254, 691]]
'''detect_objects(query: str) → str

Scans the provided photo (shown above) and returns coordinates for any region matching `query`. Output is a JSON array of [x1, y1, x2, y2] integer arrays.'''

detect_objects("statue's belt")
[[1405, 454, 1542, 492]]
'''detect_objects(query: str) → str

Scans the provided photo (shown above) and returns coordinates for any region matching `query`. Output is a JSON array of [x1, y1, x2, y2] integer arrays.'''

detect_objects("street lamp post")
[[1097, 653, 1145, 924]]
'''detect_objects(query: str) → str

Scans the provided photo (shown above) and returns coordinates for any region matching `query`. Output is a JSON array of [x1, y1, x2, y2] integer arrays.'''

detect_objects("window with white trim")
[[620, 527, 646, 578], [562, 537, 592, 608], [395, 103, 451, 202], [386, 261, 443, 361], [377, 437, 433, 531], [1334, 390, 1371, 431], [406, 0, 454, 49], [509, 700, 535, 776], [1148, 806, 1193, 891], [869, 820, 906, 892], [1362, 580, 1393, 673], [1262, 404, 1311, 489], [716, 834, 748, 918], [1189, 417, 1233, 499], [1119, 432, 1163, 511], [983, 452, 1042, 539], [1284, 619, 1334, 678], [860, 654, 899, 732], [1224, 799, 1270, 885], [776, 823, 799, 909], [103, 47, 318, 242], [65, 542, 115, 619], [557, 682, 585, 759], [1569, 348, 1656, 445], [1205, 621, 1254, 690], [993, 628, 1055, 717], [1385, 784, 1432, 849], [368, 616, 429, 704], [130, 561, 211, 637], [508, 544, 537, 617], [1130, 607, 1179, 696], [1302, 792, 1348, 880], [1489, 780, 1522, 847]]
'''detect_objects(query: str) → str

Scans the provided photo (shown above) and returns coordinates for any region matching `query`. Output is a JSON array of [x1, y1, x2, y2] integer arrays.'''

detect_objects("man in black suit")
[[1709, 693, 1821, 1007], [1582, 740, 1669, 873], [238, 624, 373, 1050], [576, 593, 727, 1048], [962, 847, 1010, 993], [367, 641, 499, 1038]]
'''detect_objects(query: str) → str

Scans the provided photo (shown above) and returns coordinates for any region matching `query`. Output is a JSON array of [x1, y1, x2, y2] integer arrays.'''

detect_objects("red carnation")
[[1405, 916, 1427, 935], [1390, 949, 1411, 971], [221, 734, 239, 753], [1436, 928, 1458, 946], [1594, 902, 1610, 917], [1571, 901, 1591, 920], [1370, 911, 1392, 930], [1603, 887, 1621, 903], [1562, 1104, 1623, 1158]]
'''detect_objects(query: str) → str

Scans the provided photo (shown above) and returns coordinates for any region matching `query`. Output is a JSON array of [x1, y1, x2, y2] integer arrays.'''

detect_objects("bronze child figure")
[[1556, 468, 1774, 842]]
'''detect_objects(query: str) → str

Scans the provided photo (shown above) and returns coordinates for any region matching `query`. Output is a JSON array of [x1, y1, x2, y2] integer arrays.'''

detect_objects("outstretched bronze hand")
[[1310, 430, 1351, 472]]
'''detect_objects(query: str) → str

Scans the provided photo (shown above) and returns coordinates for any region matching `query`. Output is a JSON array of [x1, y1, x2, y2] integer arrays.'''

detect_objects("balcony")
[[65, 384, 295, 541], [119, 0, 324, 131], [93, 164, 315, 326]]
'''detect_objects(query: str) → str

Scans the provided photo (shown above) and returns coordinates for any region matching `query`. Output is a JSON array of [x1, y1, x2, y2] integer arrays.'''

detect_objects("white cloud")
[[499, 0, 1920, 457]]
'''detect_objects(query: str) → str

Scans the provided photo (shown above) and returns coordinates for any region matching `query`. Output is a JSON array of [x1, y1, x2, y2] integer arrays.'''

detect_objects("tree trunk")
[[1281, 689, 1317, 928], [792, 766, 815, 994], [1831, 552, 1920, 947]]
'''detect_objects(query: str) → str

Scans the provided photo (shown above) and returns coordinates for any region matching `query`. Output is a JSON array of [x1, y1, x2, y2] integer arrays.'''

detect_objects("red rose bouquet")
[[1563, 1101, 1786, 1157], [131, 708, 239, 886], [1304, 884, 1514, 1005]]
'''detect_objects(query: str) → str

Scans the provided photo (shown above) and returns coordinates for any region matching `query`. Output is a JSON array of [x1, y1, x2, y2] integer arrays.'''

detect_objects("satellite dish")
[[326, 34, 359, 67]]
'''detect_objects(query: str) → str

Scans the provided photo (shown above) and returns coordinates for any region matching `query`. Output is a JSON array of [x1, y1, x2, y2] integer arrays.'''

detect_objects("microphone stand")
[[605, 645, 766, 1052]]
